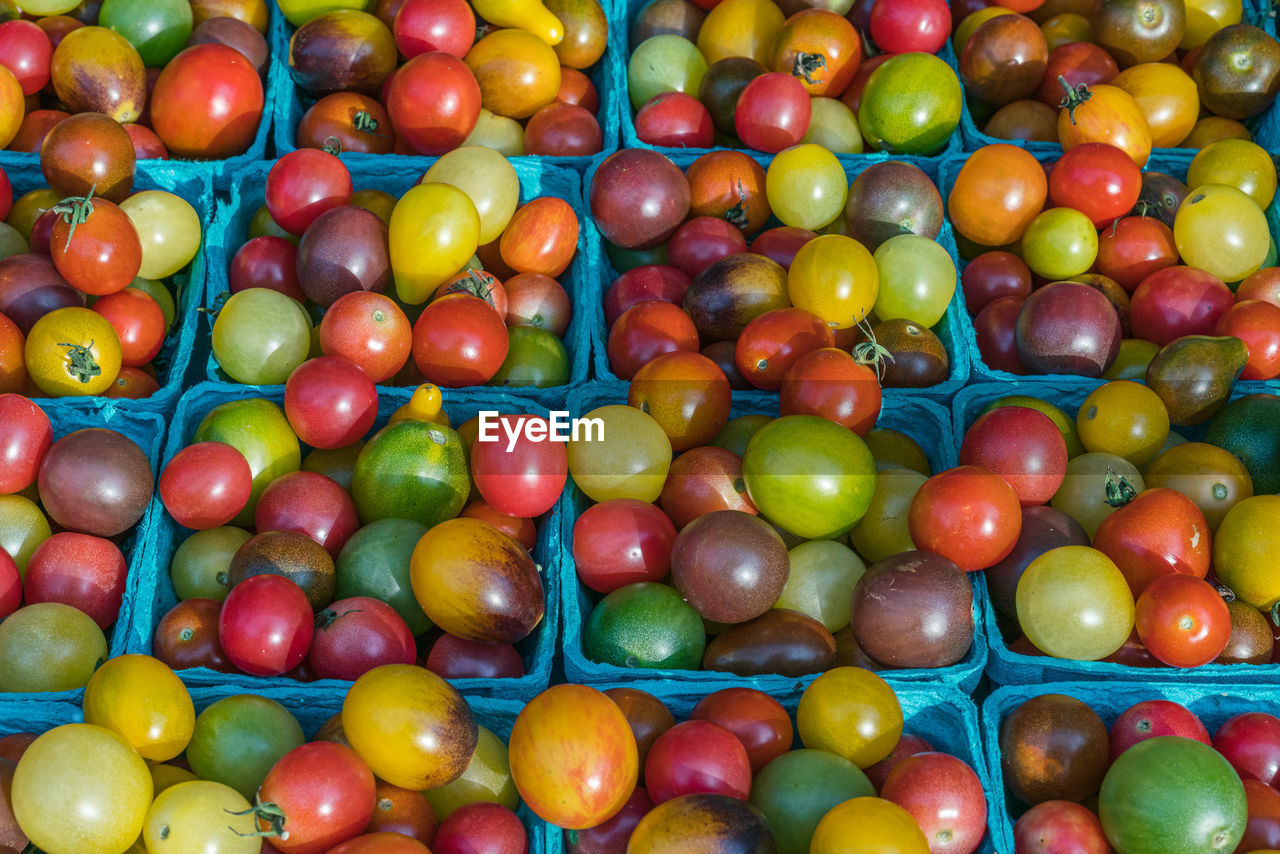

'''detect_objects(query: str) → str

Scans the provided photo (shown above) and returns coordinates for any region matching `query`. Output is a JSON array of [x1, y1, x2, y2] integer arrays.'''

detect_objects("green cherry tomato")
[[584, 581, 706, 669], [335, 518, 433, 635], [99, 0, 193, 68], [488, 325, 570, 389], [749, 749, 876, 854], [858, 53, 961, 155], [628, 35, 707, 109], [185, 694, 305, 800], [872, 234, 956, 328], [1016, 545, 1135, 660], [1021, 207, 1099, 280]]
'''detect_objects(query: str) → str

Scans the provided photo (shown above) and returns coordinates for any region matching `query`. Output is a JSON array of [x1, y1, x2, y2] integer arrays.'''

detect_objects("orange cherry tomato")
[[499, 197, 578, 278], [947, 144, 1048, 247], [1057, 81, 1153, 167]]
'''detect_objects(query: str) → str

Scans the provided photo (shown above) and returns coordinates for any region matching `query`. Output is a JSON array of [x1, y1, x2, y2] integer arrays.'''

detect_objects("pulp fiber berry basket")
[[540, 680, 1000, 854], [938, 147, 1280, 387], [4, 158, 215, 416], [129, 381, 560, 701], [184, 683, 550, 853], [613, 0, 964, 160], [2, 400, 165, 702], [202, 156, 590, 407], [270, 8, 619, 171], [0, 699, 85, 734], [982, 681, 1280, 852], [953, 379, 1280, 686], [583, 150, 970, 402], [955, 3, 1280, 153], [558, 381, 989, 694]]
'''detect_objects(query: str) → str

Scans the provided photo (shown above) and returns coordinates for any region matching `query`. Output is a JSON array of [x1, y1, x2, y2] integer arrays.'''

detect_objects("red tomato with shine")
[[603, 266, 691, 327], [307, 596, 417, 681], [393, 0, 475, 59], [778, 347, 881, 434], [258, 741, 377, 854], [961, 251, 1032, 316], [1048, 143, 1142, 228], [0, 393, 52, 494], [572, 498, 676, 594], [159, 441, 252, 530], [411, 294, 509, 386], [1214, 712, 1280, 787], [284, 356, 379, 450], [319, 291, 412, 383], [266, 149, 353, 236], [91, 288, 165, 367], [23, 532, 127, 628], [0, 20, 52, 95], [909, 465, 1022, 571], [689, 688, 793, 773], [1130, 266, 1234, 345], [50, 198, 143, 296], [643, 720, 752, 804], [1134, 573, 1230, 667], [880, 753, 988, 854], [255, 470, 361, 559], [667, 216, 747, 279], [230, 236, 304, 303], [426, 633, 525, 679], [432, 803, 528, 854], [1109, 699, 1211, 761], [959, 406, 1067, 506], [1036, 42, 1118, 107], [1214, 299, 1280, 380], [499, 197, 579, 279], [1092, 487, 1210, 597], [1013, 801, 1111, 853], [461, 500, 537, 550], [735, 308, 834, 391], [635, 92, 715, 149], [385, 52, 481, 156], [659, 445, 757, 529], [868, 0, 950, 54], [607, 300, 699, 380], [734, 73, 811, 153], [0, 548, 18, 620], [150, 44, 264, 159], [471, 413, 569, 518], [219, 573, 315, 676], [1095, 216, 1178, 292]]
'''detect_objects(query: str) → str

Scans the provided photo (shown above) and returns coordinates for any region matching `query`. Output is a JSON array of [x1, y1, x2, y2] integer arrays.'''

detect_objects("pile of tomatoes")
[[516, 673, 989, 853], [217, 146, 576, 390], [953, 140, 1280, 407], [150, 382, 567, 685], [283, 0, 607, 158], [956, 384, 1280, 672], [0, 394, 156, 692], [956, 0, 1280, 152], [998, 689, 1280, 853], [626, 0, 962, 154], [593, 147, 958, 391], [0, 0, 267, 160], [2, 655, 531, 853]]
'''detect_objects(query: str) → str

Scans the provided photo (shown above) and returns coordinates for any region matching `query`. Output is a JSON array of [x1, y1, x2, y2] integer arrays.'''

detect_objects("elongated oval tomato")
[[390, 183, 479, 304], [499, 197, 578, 278], [1058, 82, 1153, 167]]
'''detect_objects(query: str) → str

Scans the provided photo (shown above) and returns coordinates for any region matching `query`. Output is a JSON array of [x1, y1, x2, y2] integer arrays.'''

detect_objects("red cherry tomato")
[[734, 308, 833, 391], [150, 44, 264, 159], [266, 149, 353, 236], [869, 0, 950, 54], [0, 393, 52, 494], [1214, 299, 1280, 381], [23, 532, 127, 628], [0, 20, 52, 95], [258, 741, 377, 854], [1109, 700, 1210, 761], [1095, 216, 1178, 292], [411, 294, 509, 386], [432, 803, 527, 854], [961, 251, 1032, 316], [91, 288, 166, 367], [1048, 143, 1142, 228], [1130, 266, 1234, 345], [909, 465, 1023, 571], [426, 633, 525, 679], [749, 227, 817, 270], [959, 406, 1068, 506], [218, 574, 315, 676], [603, 266, 691, 327], [659, 446, 757, 529], [499, 197, 579, 279], [284, 356, 379, 450], [778, 347, 882, 434], [643, 720, 752, 805], [159, 441, 253, 530], [307, 596, 417, 681], [385, 52, 481, 156], [1214, 713, 1280, 787], [319, 291, 412, 383], [572, 498, 677, 594], [255, 470, 361, 559], [393, 0, 475, 59], [734, 72, 811, 153], [1013, 801, 1110, 853], [230, 236, 304, 302], [50, 197, 143, 296], [0, 548, 18, 620], [635, 92, 715, 148], [607, 300, 699, 380], [1134, 574, 1230, 667], [972, 296, 1027, 374], [689, 688, 793, 774], [471, 413, 569, 518], [667, 216, 748, 279], [1092, 487, 1211, 597], [880, 753, 988, 854]]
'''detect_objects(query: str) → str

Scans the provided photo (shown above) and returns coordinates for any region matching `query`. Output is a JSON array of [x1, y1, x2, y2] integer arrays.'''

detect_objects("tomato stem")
[[1102, 466, 1137, 507], [322, 135, 343, 156], [851, 316, 893, 382], [353, 110, 379, 133], [791, 51, 827, 85], [1270, 601, 1280, 627], [1213, 579, 1236, 602], [1057, 75, 1092, 125], [50, 183, 98, 252], [724, 179, 750, 229], [226, 799, 288, 840], [57, 341, 101, 385]]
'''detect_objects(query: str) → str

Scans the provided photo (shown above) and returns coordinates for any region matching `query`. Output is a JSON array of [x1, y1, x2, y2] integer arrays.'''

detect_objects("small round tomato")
[[869, 0, 949, 55], [778, 347, 882, 435], [961, 251, 1031, 316], [880, 753, 987, 854], [91, 288, 165, 367], [150, 44, 264, 159], [425, 633, 524, 679], [266, 149, 353, 236], [218, 574, 314, 677], [1095, 215, 1178, 292], [690, 688, 793, 773], [960, 406, 1068, 506], [734, 72, 811, 153], [635, 92, 714, 147], [257, 741, 377, 854], [296, 92, 395, 155], [645, 720, 752, 804], [83, 654, 194, 762], [152, 598, 233, 672], [1214, 299, 1280, 381], [159, 441, 252, 530], [666, 216, 748, 279], [393, 0, 475, 58], [1048, 142, 1142, 228], [607, 300, 699, 380], [948, 144, 1047, 247], [1130, 266, 1234, 346], [735, 308, 833, 391], [500, 197, 578, 279], [319, 291, 412, 382], [1058, 82, 1153, 167], [1134, 574, 1231, 668], [284, 356, 379, 450], [0, 20, 53, 96], [0, 393, 52, 494], [433, 803, 525, 854], [628, 350, 731, 451], [1093, 487, 1211, 597], [411, 294, 509, 386], [25, 306, 122, 397], [470, 413, 569, 518], [768, 9, 862, 96], [49, 195, 143, 296], [0, 312, 26, 394], [308, 597, 417, 681], [660, 446, 757, 530], [385, 52, 481, 155], [909, 465, 1022, 571], [24, 531, 127, 629]]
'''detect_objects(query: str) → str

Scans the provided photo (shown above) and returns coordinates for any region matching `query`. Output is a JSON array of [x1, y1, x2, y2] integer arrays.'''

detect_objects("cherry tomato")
[[1058, 82, 1153, 167], [426, 633, 524, 679], [386, 52, 481, 155], [284, 356, 379, 450], [1134, 574, 1230, 668], [393, 0, 475, 58], [152, 598, 233, 672], [667, 216, 747, 279], [1130, 266, 1233, 346], [1095, 215, 1178, 293], [308, 596, 417, 681], [159, 441, 252, 530], [0, 393, 51, 495], [24, 531, 127, 628], [91, 288, 165, 368], [909, 465, 1022, 571], [471, 413, 568, 518], [768, 9, 862, 96], [869, 0, 950, 54], [689, 688, 793, 774], [947, 144, 1047, 247], [880, 753, 987, 854], [644, 720, 752, 804], [0, 312, 26, 394], [735, 308, 833, 391], [1048, 143, 1142, 228], [319, 291, 412, 383], [150, 44, 264, 159], [500, 197, 578, 279], [0, 547, 18, 619], [960, 405, 1068, 506], [1214, 299, 1280, 381], [734, 72, 811, 153], [607, 300, 699, 380], [1213, 712, 1280, 787], [50, 196, 142, 296], [218, 574, 314, 676], [258, 741, 377, 854], [411, 294, 509, 386], [1093, 487, 1211, 597], [266, 149, 353, 236], [778, 347, 882, 434], [961, 251, 1031, 316]]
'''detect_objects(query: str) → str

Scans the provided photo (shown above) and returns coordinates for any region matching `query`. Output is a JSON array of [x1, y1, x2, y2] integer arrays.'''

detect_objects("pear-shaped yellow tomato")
[[423, 147, 520, 245], [697, 0, 785, 65], [84, 655, 195, 763], [470, 0, 564, 45], [788, 234, 879, 329], [797, 667, 903, 768], [390, 182, 480, 305], [509, 684, 639, 829], [567, 405, 672, 503], [13, 724, 154, 854]]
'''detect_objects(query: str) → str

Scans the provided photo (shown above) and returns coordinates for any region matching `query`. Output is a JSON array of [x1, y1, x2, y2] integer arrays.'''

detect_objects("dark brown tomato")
[[844, 161, 943, 252], [1073, 273, 1132, 337], [702, 608, 837, 677], [999, 694, 1110, 805], [296, 205, 391, 308], [698, 57, 766, 138], [604, 687, 676, 771], [628, 794, 775, 854], [1092, 0, 1185, 67], [546, 0, 608, 68], [858, 318, 949, 388], [38, 428, 153, 538], [683, 253, 790, 342], [289, 10, 397, 97], [1144, 334, 1248, 426], [1034, 42, 1119, 107], [985, 506, 1090, 620], [1216, 599, 1274, 665], [960, 14, 1049, 109], [0, 736, 35, 766], [670, 510, 790, 624], [228, 530, 337, 612], [567, 786, 653, 854], [629, 0, 706, 50], [426, 633, 524, 678], [589, 149, 691, 250], [0, 253, 83, 334], [1193, 24, 1280, 119], [1134, 171, 1188, 227], [851, 550, 974, 669], [984, 99, 1059, 141], [40, 112, 136, 202], [659, 445, 756, 530], [188, 16, 270, 76], [297, 92, 395, 155], [153, 597, 235, 672], [701, 340, 752, 390], [686, 150, 771, 237]]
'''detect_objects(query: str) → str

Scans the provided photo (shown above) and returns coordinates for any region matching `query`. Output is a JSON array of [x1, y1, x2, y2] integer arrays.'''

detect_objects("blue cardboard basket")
[[129, 380, 560, 701], [583, 150, 970, 402], [0, 158, 214, 416], [3, 400, 165, 702], [0, 698, 84, 732], [953, 380, 1280, 686], [558, 380, 989, 693], [542, 680, 999, 854], [270, 9, 618, 171], [956, 3, 1280, 153], [202, 156, 590, 406], [184, 683, 548, 853], [982, 681, 1280, 853], [939, 147, 1280, 388], [613, 0, 963, 160]]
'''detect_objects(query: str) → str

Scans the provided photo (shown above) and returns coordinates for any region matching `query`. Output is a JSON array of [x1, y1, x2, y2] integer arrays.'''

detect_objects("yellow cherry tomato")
[[143, 780, 260, 854], [120, 191, 202, 280], [810, 798, 930, 854], [788, 234, 879, 329], [1017, 545, 1135, 660], [12, 724, 154, 854], [1181, 115, 1252, 148], [1051, 452, 1146, 539], [390, 182, 481, 305], [150, 764, 198, 795], [465, 28, 562, 120], [423, 146, 520, 245], [765, 143, 847, 230], [567, 404, 671, 503], [1187, 138, 1278, 209], [1174, 183, 1270, 283], [797, 667, 902, 768], [0, 493, 50, 573], [1214, 495, 1280, 611], [1144, 441, 1253, 531], [0, 66, 20, 150], [25, 306, 122, 397], [463, 109, 526, 157], [697, 0, 785, 65], [1112, 62, 1199, 148], [84, 655, 195, 762], [1077, 380, 1170, 467], [1182, 0, 1242, 48]]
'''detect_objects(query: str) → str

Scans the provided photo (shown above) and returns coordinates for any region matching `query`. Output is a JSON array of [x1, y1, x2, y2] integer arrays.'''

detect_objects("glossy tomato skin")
[[386, 52, 481, 155], [1215, 299, 1280, 381], [566, 786, 652, 854], [961, 251, 1031, 316], [524, 102, 604, 156], [159, 441, 253, 530], [1013, 800, 1111, 853], [869, 0, 949, 54], [604, 266, 691, 327], [573, 499, 676, 594], [218, 574, 315, 676], [1109, 700, 1211, 761], [230, 235, 304, 302], [909, 466, 1022, 571], [973, 296, 1028, 373], [471, 413, 569, 518], [284, 356, 379, 450], [266, 149, 353, 236], [153, 598, 234, 672], [1130, 266, 1234, 345], [947, 144, 1047, 247], [255, 470, 360, 558], [319, 291, 412, 383], [1134, 574, 1230, 667], [150, 44, 264, 159], [667, 217, 748, 279], [500, 197, 579, 279], [307, 596, 417, 681], [1036, 42, 1118, 107], [0, 20, 52, 95], [1213, 712, 1280, 787], [91, 289, 165, 367], [607, 301, 699, 380], [258, 741, 377, 854], [1048, 142, 1141, 228], [0, 548, 18, 619], [778, 347, 882, 434], [426, 633, 525, 679], [644, 720, 753, 804], [411, 294, 509, 386], [735, 308, 833, 391], [689, 688, 793, 774], [1095, 215, 1178, 292], [394, 0, 475, 58], [1058, 83, 1152, 168], [0, 393, 52, 494], [1092, 487, 1211, 597], [433, 803, 528, 854], [959, 406, 1068, 506], [880, 752, 987, 854], [635, 92, 714, 148], [50, 199, 142, 297], [734, 72, 811, 153], [23, 532, 127, 629]]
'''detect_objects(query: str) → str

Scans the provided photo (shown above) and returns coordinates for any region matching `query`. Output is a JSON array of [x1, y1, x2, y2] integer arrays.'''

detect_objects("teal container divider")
[[582, 150, 970, 402], [202, 156, 588, 407], [558, 380, 987, 693], [0, 698, 84, 731], [542, 679, 999, 854], [131, 380, 559, 701]]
